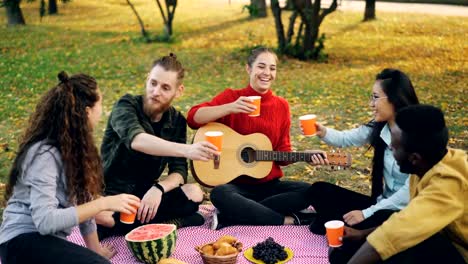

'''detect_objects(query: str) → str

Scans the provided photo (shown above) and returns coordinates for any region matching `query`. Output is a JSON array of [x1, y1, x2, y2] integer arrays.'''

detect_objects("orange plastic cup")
[[205, 131, 223, 154], [120, 205, 138, 224], [324, 220, 344, 247], [299, 114, 317, 136], [248, 96, 261, 117]]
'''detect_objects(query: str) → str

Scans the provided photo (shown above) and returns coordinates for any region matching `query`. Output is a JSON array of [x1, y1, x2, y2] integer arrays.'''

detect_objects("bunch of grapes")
[[252, 237, 288, 264]]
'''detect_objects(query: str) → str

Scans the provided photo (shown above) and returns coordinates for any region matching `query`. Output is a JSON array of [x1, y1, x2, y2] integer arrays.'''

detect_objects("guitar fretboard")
[[255, 150, 323, 162]]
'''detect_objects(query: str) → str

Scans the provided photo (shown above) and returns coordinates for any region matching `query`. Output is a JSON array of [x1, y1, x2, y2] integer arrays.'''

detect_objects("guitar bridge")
[[213, 155, 220, 169]]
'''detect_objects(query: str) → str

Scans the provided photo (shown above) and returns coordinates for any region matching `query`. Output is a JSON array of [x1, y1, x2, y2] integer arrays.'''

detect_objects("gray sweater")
[[0, 141, 96, 245]]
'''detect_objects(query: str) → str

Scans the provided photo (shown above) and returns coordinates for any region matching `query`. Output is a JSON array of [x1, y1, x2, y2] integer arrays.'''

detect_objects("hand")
[[227, 96, 257, 114], [138, 187, 163, 223], [306, 150, 329, 166], [315, 122, 327, 138], [100, 244, 117, 259], [185, 141, 219, 161], [343, 210, 365, 226], [340, 226, 366, 242], [101, 194, 140, 214]]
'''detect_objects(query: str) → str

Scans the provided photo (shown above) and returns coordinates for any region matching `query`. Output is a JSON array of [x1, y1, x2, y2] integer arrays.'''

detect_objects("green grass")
[[0, 0, 467, 198]]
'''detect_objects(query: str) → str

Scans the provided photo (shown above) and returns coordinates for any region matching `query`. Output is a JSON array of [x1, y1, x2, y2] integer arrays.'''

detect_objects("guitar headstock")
[[327, 149, 352, 169]]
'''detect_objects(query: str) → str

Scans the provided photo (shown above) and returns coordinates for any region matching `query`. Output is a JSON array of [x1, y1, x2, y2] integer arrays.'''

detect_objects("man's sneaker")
[[299, 207, 316, 214], [211, 210, 220, 230], [164, 212, 205, 228], [292, 211, 317, 225], [210, 209, 230, 230]]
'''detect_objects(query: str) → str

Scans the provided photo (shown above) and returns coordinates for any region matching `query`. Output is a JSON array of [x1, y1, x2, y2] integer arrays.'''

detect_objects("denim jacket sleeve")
[[322, 125, 372, 147], [362, 177, 410, 218]]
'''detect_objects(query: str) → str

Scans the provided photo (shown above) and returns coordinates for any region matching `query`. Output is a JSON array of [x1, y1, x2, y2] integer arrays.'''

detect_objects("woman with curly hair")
[[0, 71, 140, 264]]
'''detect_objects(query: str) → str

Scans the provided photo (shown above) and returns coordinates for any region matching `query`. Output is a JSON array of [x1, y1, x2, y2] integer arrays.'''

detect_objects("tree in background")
[[126, 0, 178, 42], [48, 0, 57, 14], [38, 0, 71, 20], [364, 0, 376, 21], [243, 0, 267, 18], [155, 0, 177, 38], [2, 0, 72, 26], [284, 0, 294, 10], [2, 0, 26, 25], [270, 0, 338, 60]]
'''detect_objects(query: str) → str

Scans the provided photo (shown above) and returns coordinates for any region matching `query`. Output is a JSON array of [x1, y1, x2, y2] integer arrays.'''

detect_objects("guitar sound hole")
[[240, 147, 255, 163]]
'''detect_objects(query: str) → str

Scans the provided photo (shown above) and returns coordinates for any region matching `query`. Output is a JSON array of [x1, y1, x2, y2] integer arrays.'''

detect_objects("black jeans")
[[308, 182, 397, 233], [98, 187, 199, 239], [0, 232, 110, 264], [210, 179, 311, 225], [329, 232, 466, 264]]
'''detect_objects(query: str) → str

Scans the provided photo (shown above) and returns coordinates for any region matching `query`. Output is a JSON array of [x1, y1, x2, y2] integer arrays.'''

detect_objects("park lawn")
[[0, 0, 467, 200]]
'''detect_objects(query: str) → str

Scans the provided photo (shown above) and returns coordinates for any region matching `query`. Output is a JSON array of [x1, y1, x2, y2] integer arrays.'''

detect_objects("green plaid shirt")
[[101, 94, 188, 197]]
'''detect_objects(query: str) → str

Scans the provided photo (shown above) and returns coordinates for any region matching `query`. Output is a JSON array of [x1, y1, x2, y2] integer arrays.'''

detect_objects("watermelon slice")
[[125, 224, 177, 264]]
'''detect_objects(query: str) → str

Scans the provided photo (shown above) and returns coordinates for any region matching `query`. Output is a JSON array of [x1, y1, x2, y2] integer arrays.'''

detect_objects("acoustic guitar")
[[190, 122, 352, 187]]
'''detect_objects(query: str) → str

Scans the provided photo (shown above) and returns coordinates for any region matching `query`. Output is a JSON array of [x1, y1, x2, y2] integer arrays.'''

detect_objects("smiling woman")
[[306, 68, 420, 263], [186, 46, 327, 230]]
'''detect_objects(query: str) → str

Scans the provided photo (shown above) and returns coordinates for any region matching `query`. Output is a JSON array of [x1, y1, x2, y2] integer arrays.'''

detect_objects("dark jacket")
[[101, 94, 187, 197]]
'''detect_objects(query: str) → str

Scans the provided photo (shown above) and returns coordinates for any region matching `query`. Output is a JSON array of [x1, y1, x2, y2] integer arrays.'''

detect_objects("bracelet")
[[153, 182, 165, 194]]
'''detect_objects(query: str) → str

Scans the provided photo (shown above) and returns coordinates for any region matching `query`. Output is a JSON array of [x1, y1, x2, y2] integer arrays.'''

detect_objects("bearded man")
[[96, 54, 218, 239]]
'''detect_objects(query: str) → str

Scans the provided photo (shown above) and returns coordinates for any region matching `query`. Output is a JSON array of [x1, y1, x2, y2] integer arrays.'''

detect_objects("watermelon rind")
[[125, 224, 177, 264]]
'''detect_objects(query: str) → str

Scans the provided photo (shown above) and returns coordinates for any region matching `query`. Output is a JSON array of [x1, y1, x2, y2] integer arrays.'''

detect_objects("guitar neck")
[[255, 150, 324, 163]]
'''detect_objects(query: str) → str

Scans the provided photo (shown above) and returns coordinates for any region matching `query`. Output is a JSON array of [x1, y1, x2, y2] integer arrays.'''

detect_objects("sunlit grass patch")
[[0, 0, 466, 194]]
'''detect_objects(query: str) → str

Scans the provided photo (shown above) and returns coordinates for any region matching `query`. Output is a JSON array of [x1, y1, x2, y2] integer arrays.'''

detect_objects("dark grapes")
[[252, 237, 288, 264]]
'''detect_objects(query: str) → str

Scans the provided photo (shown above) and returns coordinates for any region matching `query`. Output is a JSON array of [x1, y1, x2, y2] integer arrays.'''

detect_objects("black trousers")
[[329, 232, 466, 264], [98, 187, 199, 239], [308, 181, 397, 233], [0, 232, 110, 264], [210, 179, 311, 225]]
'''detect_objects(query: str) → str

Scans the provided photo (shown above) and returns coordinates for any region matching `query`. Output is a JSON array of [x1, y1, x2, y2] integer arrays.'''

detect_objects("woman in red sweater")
[[187, 47, 327, 229]]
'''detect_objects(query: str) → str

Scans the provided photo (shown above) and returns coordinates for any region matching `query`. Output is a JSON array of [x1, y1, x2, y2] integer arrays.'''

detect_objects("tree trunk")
[[4, 0, 25, 25], [48, 0, 58, 15], [251, 0, 267, 17], [270, 0, 286, 52], [284, 0, 294, 10], [126, 0, 150, 41], [364, 0, 376, 21], [164, 0, 176, 37]]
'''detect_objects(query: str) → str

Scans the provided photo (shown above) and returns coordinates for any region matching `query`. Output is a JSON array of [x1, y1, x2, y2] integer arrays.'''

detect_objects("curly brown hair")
[[5, 71, 103, 205]]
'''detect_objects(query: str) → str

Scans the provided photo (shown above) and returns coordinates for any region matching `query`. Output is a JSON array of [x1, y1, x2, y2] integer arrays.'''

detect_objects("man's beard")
[[143, 96, 172, 120]]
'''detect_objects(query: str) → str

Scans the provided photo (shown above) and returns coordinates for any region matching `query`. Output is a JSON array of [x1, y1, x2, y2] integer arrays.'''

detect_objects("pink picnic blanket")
[[67, 205, 330, 263]]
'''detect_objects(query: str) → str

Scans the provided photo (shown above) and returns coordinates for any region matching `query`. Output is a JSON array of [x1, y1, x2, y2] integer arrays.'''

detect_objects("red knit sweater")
[[187, 85, 292, 184]]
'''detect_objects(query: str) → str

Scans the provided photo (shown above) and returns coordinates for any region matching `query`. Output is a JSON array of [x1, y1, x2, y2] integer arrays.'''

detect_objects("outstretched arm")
[[192, 96, 256, 125], [131, 133, 218, 161]]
